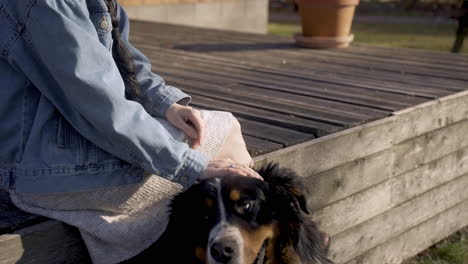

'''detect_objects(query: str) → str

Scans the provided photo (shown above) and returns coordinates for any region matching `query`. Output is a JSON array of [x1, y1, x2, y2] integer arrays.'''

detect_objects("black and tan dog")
[[127, 163, 333, 264]]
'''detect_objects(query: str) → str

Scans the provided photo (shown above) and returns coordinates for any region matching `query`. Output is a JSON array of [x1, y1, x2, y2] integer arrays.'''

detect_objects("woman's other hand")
[[199, 159, 263, 181], [165, 104, 206, 149]]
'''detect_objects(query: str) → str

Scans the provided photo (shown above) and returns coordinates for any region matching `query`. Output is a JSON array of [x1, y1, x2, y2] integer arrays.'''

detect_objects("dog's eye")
[[237, 200, 254, 214]]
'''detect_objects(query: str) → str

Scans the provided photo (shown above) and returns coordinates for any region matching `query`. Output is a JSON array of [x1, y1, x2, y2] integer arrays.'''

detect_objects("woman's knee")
[[215, 117, 252, 165], [230, 117, 242, 135]]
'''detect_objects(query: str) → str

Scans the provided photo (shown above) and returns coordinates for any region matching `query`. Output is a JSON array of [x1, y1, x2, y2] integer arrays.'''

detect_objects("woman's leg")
[[214, 118, 253, 166]]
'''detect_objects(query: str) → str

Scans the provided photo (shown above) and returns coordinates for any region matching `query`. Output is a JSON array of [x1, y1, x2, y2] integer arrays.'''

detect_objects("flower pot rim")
[[294, 33, 354, 48]]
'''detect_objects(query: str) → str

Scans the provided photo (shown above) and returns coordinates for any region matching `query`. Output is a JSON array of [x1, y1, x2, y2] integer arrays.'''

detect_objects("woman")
[[0, 0, 260, 263]]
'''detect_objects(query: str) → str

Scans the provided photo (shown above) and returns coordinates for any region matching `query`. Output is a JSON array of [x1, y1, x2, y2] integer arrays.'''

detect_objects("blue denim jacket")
[[0, 0, 208, 193]]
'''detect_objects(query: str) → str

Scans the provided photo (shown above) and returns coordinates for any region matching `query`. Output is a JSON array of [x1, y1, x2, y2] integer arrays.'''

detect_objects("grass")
[[268, 22, 468, 54], [403, 226, 468, 264]]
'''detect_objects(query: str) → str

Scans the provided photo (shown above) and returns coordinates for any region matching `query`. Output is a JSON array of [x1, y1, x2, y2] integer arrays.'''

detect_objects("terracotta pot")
[[295, 0, 359, 48]]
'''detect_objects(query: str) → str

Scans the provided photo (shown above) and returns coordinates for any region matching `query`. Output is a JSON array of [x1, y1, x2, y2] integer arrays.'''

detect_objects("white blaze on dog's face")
[[205, 177, 274, 264], [207, 178, 244, 264]]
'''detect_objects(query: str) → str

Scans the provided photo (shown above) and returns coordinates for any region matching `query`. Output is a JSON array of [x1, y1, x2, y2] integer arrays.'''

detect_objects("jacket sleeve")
[[17, 0, 208, 188], [116, 3, 191, 117]]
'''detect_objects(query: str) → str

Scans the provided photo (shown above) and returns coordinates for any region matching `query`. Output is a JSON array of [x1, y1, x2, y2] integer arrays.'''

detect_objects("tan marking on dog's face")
[[205, 198, 214, 208], [195, 246, 207, 263], [229, 189, 241, 202], [281, 246, 301, 264], [265, 223, 301, 264], [239, 224, 275, 264], [264, 222, 281, 264]]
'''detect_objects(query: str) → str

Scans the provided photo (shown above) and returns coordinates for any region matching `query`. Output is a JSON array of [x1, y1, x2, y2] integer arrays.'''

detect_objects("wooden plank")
[[130, 24, 467, 96], [243, 135, 283, 157], [298, 49, 468, 81], [142, 43, 446, 98], [152, 51, 441, 103], [136, 41, 450, 101], [195, 49, 462, 96], [0, 221, 90, 264], [131, 20, 468, 69], [344, 199, 468, 264], [132, 22, 468, 71], [237, 118, 312, 147], [254, 90, 468, 177], [330, 173, 468, 263], [0, 190, 44, 235], [306, 120, 468, 211], [350, 45, 468, 68], [310, 120, 468, 234], [146, 57, 389, 119], [171, 81, 362, 126], [130, 26, 468, 84], [313, 128, 468, 237], [134, 40, 442, 104], [149, 61, 418, 112], [189, 95, 341, 136]]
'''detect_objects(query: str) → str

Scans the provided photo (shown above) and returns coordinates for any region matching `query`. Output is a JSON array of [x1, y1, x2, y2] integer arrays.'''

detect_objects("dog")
[[126, 163, 333, 264]]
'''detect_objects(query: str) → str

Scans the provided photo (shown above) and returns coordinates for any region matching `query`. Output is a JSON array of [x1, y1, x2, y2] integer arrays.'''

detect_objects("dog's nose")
[[210, 241, 235, 263]]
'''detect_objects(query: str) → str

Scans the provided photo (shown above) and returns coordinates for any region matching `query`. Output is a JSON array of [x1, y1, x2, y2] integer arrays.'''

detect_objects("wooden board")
[[344, 199, 468, 264], [128, 21, 467, 156], [306, 120, 468, 211], [306, 120, 468, 236], [0, 190, 44, 235], [330, 173, 468, 263], [0, 221, 90, 264], [254, 90, 468, 176]]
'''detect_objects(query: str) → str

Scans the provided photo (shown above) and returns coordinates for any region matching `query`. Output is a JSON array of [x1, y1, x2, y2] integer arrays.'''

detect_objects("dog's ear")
[[257, 163, 309, 215], [258, 163, 334, 264], [293, 220, 334, 264]]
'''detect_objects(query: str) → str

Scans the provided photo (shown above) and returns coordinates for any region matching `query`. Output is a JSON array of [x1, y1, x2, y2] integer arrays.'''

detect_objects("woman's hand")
[[199, 159, 262, 180], [165, 104, 206, 149]]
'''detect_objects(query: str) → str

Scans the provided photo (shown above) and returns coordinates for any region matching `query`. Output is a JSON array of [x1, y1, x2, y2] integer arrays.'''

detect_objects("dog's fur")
[[126, 163, 333, 264]]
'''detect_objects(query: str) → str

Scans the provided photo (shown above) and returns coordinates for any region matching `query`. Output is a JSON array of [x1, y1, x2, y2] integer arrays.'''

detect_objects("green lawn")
[[402, 226, 468, 264], [268, 22, 468, 54]]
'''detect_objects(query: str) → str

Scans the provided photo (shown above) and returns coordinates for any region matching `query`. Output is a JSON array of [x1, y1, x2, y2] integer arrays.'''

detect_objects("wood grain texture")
[[313, 135, 468, 237], [330, 173, 468, 263], [0, 221, 90, 264], [344, 199, 468, 264], [306, 120, 468, 211], [254, 90, 468, 176], [0, 190, 44, 235], [128, 20, 467, 154]]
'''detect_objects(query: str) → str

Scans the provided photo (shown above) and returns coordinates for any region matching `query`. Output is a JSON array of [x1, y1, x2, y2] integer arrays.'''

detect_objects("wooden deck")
[[128, 21, 468, 155], [1, 20, 468, 264]]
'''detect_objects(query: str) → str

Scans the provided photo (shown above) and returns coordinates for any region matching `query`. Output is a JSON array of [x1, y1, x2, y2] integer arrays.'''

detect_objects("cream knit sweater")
[[10, 110, 234, 264]]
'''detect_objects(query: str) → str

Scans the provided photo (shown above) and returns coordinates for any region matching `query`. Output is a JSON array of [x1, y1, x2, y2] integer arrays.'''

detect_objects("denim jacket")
[[0, 0, 208, 193]]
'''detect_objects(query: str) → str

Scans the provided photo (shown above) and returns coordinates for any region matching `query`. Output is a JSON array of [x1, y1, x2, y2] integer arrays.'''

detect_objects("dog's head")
[[164, 163, 332, 264]]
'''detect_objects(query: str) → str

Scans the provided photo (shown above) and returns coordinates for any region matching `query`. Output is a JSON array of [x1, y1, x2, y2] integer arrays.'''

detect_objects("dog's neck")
[[254, 240, 267, 264]]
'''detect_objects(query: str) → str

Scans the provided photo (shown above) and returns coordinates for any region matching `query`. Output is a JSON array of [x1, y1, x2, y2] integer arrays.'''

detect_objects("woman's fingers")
[[186, 109, 206, 148], [199, 160, 262, 180], [227, 164, 262, 180], [165, 104, 206, 148], [177, 116, 198, 140]]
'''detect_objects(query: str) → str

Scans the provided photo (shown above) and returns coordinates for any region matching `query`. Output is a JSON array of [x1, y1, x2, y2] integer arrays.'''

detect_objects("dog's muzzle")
[[207, 224, 244, 264]]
